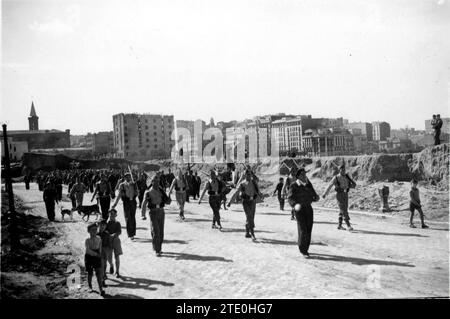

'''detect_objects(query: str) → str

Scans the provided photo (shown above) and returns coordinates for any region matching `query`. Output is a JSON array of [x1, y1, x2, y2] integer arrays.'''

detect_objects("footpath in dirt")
[[6, 183, 450, 298]]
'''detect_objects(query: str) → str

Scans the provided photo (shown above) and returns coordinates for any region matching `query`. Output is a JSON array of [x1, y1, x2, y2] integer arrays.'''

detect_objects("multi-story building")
[[345, 122, 373, 141], [0, 137, 29, 162], [372, 121, 391, 141], [302, 128, 354, 157], [301, 116, 345, 133], [0, 102, 71, 150], [113, 113, 175, 160], [272, 117, 303, 155], [378, 137, 414, 153], [87, 131, 114, 155]]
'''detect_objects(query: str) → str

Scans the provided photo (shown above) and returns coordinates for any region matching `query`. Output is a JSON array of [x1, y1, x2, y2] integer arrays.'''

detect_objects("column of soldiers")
[[31, 162, 429, 262]]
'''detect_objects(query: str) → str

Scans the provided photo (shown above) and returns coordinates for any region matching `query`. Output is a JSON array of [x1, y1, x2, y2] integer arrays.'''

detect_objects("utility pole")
[[2, 124, 20, 250]]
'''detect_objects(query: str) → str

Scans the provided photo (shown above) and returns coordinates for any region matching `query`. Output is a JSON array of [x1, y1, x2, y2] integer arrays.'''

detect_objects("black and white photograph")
[[1, 0, 449, 304]]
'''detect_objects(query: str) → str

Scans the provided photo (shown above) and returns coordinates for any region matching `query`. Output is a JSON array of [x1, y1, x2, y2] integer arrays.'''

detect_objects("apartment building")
[[372, 121, 391, 141], [302, 128, 354, 157], [113, 113, 175, 160]]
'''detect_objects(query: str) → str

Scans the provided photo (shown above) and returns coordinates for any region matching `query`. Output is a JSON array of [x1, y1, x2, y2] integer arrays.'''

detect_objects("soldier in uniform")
[[323, 164, 357, 231], [141, 175, 170, 256], [70, 177, 88, 208], [228, 169, 262, 239], [168, 169, 189, 220], [198, 170, 225, 229], [273, 177, 285, 211]]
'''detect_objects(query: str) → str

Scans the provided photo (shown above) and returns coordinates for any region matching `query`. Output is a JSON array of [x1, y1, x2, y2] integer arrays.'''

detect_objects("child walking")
[[409, 179, 429, 229], [84, 223, 105, 296], [106, 209, 123, 277], [98, 220, 112, 287]]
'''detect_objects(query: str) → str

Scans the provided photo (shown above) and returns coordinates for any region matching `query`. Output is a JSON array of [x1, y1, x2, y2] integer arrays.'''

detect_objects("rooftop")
[[0, 129, 67, 135]]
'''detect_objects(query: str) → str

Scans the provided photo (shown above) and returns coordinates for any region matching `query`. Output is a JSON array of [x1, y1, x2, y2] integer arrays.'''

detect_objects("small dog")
[[75, 205, 101, 221], [60, 207, 74, 221]]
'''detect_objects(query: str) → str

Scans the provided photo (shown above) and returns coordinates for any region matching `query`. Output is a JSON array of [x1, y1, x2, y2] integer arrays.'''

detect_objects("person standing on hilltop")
[[287, 168, 320, 258], [169, 169, 189, 220], [433, 114, 443, 146], [322, 164, 356, 231]]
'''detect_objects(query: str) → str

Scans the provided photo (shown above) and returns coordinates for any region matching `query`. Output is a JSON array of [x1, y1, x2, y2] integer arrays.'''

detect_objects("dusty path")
[[13, 183, 449, 298]]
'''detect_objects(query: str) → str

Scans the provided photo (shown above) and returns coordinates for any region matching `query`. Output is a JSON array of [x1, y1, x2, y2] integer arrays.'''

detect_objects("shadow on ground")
[[352, 229, 428, 237], [133, 238, 188, 244], [309, 253, 415, 267], [107, 275, 175, 291], [161, 251, 233, 263], [257, 238, 327, 246], [220, 228, 274, 234]]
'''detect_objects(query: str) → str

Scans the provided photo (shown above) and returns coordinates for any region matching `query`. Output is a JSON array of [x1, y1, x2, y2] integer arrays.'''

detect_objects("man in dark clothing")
[[287, 168, 320, 258], [23, 166, 31, 190], [37, 172, 44, 191], [54, 174, 63, 201], [91, 174, 113, 220], [273, 177, 285, 211], [165, 169, 175, 188], [43, 181, 58, 221], [194, 171, 202, 199], [136, 173, 148, 209], [198, 170, 225, 229], [187, 170, 197, 200]]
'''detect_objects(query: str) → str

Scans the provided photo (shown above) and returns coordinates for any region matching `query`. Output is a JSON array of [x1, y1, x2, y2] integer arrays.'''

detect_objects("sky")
[[1, 0, 450, 134]]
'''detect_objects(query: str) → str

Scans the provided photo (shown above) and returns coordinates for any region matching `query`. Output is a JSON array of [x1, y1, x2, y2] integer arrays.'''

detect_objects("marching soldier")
[[228, 169, 263, 240], [198, 170, 225, 230], [168, 169, 189, 220], [141, 175, 170, 256], [323, 164, 356, 231]]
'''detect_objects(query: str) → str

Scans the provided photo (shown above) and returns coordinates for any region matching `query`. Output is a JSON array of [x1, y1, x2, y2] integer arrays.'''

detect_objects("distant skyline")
[[9, 100, 447, 136], [2, 0, 450, 135]]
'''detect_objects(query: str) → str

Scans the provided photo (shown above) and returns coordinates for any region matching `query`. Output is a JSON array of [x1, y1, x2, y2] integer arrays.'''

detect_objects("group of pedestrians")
[[272, 164, 430, 258], [27, 162, 432, 295]]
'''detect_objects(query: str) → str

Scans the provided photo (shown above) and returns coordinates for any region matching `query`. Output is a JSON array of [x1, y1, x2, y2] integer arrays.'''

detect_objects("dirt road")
[[13, 183, 449, 298]]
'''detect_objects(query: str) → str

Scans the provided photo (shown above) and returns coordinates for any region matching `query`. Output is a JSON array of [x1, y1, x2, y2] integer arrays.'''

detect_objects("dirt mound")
[[279, 144, 450, 188], [1, 190, 74, 299], [409, 144, 449, 187]]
